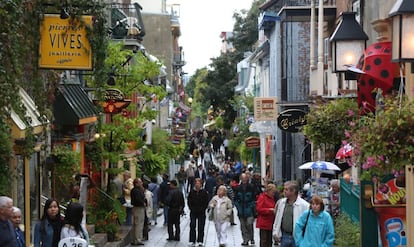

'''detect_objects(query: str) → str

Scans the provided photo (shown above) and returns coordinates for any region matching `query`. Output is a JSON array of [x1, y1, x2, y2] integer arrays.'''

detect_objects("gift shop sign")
[[39, 14, 92, 70], [245, 136, 260, 148], [254, 97, 278, 121]]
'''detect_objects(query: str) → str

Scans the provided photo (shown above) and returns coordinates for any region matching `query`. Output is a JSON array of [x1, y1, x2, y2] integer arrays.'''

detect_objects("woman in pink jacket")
[[256, 183, 277, 247]]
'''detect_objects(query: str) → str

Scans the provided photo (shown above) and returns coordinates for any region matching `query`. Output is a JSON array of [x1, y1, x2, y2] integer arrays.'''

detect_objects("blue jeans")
[[125, 207, 132, 226], [280, 232, 296, 247], [163, 205, 169, 225]]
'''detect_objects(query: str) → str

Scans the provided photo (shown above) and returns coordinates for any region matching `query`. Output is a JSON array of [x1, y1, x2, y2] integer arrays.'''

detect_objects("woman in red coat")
[[256, 183, 277, 247]]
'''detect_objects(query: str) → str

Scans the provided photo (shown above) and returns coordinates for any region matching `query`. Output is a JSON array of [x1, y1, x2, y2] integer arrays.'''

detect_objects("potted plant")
[[88, 191, 126, 242]]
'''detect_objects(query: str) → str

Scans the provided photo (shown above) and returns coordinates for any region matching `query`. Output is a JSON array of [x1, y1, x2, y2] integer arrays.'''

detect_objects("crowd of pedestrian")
[[0, 128, 339, 247], [108, 127, 339, 247]]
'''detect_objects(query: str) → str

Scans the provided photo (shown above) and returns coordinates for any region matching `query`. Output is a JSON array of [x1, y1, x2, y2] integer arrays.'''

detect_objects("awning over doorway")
[[10, 88, 48, 139], [54, 83, 98, 125]]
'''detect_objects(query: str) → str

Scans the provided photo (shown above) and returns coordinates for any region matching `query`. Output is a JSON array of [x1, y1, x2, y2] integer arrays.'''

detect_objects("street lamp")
[[389, 2, 414, 246], [389, 0, 414, 62], [329, 12, 369, 73]]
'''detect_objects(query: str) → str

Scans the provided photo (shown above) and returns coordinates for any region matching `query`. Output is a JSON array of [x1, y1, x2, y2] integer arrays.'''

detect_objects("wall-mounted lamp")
[[329, 12, 369, 73], [389, 0, 414, 62], [60, 6, 69, 19]]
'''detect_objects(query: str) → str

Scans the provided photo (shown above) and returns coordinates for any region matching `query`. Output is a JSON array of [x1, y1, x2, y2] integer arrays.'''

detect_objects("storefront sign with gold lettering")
[[277, 109, 307, 133], [39, 14, 92, 70]]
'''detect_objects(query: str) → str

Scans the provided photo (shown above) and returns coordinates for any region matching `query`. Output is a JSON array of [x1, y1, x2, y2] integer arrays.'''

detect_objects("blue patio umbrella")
[[299, 161, 341, 171]]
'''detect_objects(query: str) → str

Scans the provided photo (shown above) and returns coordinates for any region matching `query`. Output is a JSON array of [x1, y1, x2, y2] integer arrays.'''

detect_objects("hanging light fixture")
[[389, 0, 414, 62], [329, 12, 369, 73], [60, 6, 69, 19]]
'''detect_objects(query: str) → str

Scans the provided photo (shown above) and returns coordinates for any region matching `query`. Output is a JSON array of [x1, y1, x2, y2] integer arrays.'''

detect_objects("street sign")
[[254, 97, 278, 121], [93, 89, 131, 114], [245, 136, 260, 148]]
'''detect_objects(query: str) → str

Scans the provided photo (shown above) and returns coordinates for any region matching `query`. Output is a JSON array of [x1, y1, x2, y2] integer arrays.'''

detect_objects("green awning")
[[54, 83, 98, 125]]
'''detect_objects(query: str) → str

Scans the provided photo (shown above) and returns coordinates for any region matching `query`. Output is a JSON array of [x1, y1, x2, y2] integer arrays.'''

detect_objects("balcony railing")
[[109, 3, 145, 41], [274, 0, 336, 9]]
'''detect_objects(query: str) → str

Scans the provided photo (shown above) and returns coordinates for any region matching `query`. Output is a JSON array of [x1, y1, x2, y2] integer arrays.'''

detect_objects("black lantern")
[[389, 0, 414, 62], [329, 12, 369, 73]]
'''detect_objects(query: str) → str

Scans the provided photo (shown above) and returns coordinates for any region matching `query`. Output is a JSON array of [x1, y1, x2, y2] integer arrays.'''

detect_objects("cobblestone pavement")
[[127, 206, 261, 247]]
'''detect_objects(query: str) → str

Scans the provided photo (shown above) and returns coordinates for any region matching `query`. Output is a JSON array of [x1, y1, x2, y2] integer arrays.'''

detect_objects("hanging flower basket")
[[347, 96, 414, 180]]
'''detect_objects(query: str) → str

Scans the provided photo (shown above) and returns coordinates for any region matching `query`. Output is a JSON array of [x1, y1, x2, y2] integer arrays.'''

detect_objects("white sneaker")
[[188, 242, 195, 247], [197, 242, 203, 246]]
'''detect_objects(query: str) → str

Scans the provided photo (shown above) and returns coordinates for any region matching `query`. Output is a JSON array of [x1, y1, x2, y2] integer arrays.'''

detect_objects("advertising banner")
[[375, 177, 407, 247]]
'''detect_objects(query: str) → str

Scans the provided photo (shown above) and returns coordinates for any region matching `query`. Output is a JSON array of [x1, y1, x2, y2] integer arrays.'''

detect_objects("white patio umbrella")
[[299, 160, 341, 171]]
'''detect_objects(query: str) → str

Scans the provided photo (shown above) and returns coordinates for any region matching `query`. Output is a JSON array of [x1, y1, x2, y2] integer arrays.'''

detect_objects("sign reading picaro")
[[39, 14, 92, 70], [277, 109, 307, 133]]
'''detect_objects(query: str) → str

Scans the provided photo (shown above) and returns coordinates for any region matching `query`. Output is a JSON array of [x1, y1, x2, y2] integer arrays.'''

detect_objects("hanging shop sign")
[[277, 109, 307, 133], [254, 97, 278, 121], [245, 136, 261, 148], [94, 89, 131, 114], [39, 14, 92, 70]]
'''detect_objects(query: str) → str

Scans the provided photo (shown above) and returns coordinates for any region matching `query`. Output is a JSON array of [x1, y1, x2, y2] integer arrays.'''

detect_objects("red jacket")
[[255, 192, 276, 230]]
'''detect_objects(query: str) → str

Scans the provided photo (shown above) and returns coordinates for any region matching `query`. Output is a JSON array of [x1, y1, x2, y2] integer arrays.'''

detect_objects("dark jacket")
[[131, 186, 145, 207], [165, 188, 185, 213], [15, 227, 25, 247], [0, 219, 17, 247], [204, 176, 216, 199], [195, 169, 206, 181], [33, 217, 63, 247], [187, 188, 209, 214], [159, 180, 170, 204], [234, 182, 257, 218]]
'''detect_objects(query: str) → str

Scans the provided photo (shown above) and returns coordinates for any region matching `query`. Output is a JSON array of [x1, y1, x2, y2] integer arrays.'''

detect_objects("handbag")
[[208, 208, 214, 221], [302, 210, 311, 237]]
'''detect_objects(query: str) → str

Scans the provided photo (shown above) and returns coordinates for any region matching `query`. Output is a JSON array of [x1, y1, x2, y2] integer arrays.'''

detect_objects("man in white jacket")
[[273, 181, 309, 247]]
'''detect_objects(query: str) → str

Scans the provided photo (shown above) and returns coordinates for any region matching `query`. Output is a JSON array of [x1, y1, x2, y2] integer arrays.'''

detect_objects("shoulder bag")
[[302, 210, 311, 237]]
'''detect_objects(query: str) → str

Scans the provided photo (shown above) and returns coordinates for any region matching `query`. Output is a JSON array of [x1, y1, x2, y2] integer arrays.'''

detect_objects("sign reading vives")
[[39, 14, 92, 70]]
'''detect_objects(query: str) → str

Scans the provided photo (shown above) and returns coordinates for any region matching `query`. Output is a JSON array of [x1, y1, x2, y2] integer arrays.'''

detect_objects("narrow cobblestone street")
[[121, 207, 261, 247]]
